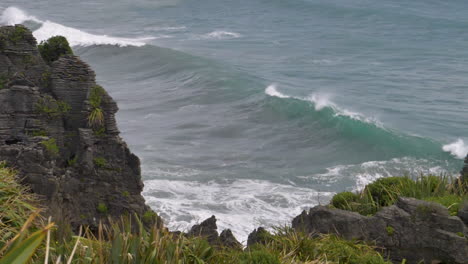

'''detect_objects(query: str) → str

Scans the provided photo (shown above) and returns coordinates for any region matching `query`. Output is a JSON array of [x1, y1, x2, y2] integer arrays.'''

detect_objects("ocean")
[[1, 0, 467, 242]]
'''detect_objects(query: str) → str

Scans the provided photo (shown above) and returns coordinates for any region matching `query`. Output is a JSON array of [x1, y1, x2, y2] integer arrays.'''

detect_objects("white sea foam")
[[443, 139, 468, 159], [203, 30, 241, 40], [265, 84, 290, 98], [265, 84, 382, 126], [1, 6, 154, 47], [143, 178, 333, 243], [309, 157, 447, 191]]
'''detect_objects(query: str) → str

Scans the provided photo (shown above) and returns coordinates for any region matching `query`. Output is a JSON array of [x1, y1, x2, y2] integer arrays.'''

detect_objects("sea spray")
[[0, 7, 153, 47], [443, 139, 468, 159]]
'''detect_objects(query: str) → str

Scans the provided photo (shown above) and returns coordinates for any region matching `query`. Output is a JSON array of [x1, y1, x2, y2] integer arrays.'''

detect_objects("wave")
[[265, 84, 381, 125], [443, 139, 468, 159], [0, 7, 154, 47], [202, 31, 242, 40], [312, 157, 448, 191], [264, 84, 456, 161]]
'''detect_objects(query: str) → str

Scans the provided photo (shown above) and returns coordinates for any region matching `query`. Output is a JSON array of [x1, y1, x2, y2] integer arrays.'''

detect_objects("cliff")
[[0, 25, 157, 229]]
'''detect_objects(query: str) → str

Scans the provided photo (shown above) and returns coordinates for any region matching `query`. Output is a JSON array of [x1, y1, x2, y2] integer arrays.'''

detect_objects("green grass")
[[40, 138, 59, 157], [88, 85, 105, 129], [0, 163, 39, 249], [331, 175, 468, 216], [93, 157, 107, 168], [96, 203, 108, 214]]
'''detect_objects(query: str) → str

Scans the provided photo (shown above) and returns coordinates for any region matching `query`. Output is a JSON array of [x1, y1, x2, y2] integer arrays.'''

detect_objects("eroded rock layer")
[[0, 25, 156, 229]]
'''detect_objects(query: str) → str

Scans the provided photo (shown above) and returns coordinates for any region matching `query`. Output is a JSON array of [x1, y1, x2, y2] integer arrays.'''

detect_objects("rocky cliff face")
[[0, 25, 156, 229]]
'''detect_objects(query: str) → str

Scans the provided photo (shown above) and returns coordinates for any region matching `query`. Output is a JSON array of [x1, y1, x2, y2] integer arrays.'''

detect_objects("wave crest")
[[442, 139, 468, 159], [204, 31, 241, 40], [265, 84, 381, 125], [1, 6, 154, 47]]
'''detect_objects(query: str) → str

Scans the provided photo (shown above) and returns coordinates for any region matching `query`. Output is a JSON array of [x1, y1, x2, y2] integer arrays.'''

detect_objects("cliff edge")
[[0, 25, 158, 229]]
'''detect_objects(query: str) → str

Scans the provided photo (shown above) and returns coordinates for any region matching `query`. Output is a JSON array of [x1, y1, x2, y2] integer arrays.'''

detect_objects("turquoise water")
[[1, 0, 467, 241]]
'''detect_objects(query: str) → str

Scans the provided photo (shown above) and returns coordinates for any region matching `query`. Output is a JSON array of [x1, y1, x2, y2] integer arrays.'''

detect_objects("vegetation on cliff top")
[[331, 174, 468, 216], [38, 36, 73, 64]]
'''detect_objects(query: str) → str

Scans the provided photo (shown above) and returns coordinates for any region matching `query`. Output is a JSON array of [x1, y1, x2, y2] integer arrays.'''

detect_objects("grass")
[[88, 85, 105, 129], [93, 157, 107, 168], [331, 175, 468, 216], [40, 138, 59, 157], [0, 163, 40, 249], [96, 203, 108, 214]]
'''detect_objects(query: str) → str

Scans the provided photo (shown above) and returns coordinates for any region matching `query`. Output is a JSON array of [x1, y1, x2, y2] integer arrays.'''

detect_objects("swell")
[[263, 85, 455, 161]]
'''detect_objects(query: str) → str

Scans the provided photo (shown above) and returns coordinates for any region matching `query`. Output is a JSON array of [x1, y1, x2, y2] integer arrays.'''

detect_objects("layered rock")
[[188, 216, 242, 249], [292, 197, 468, 264], [0, 25, 158, 229]]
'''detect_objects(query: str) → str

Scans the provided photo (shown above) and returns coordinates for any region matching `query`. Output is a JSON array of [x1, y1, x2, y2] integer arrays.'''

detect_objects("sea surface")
[[1, 0, 467, 242]]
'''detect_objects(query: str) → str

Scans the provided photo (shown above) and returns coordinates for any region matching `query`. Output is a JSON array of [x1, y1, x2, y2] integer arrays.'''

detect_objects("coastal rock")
[[459, 202, 468, 226], [219, 229, 242, 249], [292, 197, 468, 264], [0, 25, 159, 229], [188, 216, 242, 248], [247, 227, 273, 247], [188, 215, 219, 245]]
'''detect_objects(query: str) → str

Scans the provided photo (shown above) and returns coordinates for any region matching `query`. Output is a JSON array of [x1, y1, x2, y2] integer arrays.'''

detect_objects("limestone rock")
[[188, 216, 242, 248], [219, 229, 242, 249], [246, 227, 274, 248], [292, 197, 468, 264], [0, 25, 159, 230]]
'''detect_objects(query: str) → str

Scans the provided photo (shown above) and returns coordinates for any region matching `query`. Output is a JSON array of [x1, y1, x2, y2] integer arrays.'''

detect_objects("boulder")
[[292, 197, 468, 264]]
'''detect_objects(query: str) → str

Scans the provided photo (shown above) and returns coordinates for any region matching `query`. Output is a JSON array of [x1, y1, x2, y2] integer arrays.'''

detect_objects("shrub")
[[38, 36, 73, 64], [40, 138, 59, 156], [93, 157, 107, 168], [332, 191, 359, 210], [9, 25, 28, 44], [97, 202, 108, 214]]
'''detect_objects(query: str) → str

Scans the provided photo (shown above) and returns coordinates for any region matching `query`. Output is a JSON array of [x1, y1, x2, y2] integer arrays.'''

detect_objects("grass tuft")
[[331, 174, 468, 216]]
